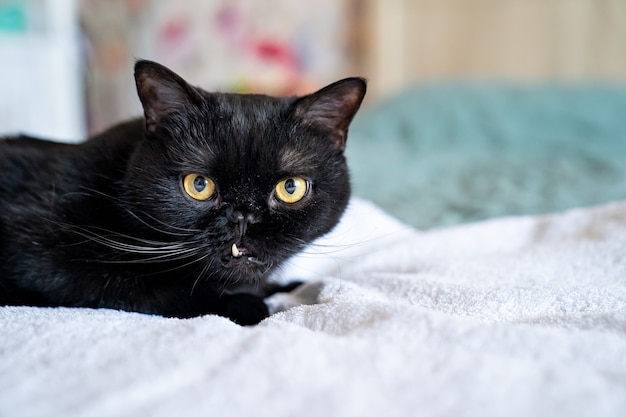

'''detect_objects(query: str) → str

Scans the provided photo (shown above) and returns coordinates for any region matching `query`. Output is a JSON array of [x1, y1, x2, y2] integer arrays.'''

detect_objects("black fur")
[[0, 60, 366, 325]]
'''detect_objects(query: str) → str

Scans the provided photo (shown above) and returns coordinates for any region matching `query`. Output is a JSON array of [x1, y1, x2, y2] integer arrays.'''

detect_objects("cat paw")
[[221, 293, 269, 326]]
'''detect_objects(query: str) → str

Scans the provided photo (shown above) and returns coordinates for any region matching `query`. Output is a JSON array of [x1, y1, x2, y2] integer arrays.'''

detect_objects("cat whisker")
[[122, 208, 200, 237], [46, 219, 209, 266], [71, 187, 202, 236], [84, 247, 204, 264], [137, 251, 213, 278], [65, 229, 191, 254], [49, 219, 194, 251], [93, 251, 214, 280], [190, 257, 217, 296]]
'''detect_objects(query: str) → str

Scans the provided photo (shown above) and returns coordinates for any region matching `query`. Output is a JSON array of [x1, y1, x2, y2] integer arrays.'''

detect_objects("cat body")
[[0, 61, 366, 324]]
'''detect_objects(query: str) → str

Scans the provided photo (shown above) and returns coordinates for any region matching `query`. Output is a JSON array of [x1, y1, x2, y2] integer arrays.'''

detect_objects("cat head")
[[124, 60, 366, 287]]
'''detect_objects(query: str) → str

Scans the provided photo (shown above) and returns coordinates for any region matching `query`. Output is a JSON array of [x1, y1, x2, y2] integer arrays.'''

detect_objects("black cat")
[[0, 60, 366, 325]]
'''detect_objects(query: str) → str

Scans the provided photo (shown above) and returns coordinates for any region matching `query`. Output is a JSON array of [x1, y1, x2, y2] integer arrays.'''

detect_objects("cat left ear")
[[293, 77, 367, 149], [134, 60, 202, 133]]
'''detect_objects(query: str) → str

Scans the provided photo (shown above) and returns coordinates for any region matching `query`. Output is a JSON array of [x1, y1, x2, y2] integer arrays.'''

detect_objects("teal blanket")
[[346, 84, 626, 229]]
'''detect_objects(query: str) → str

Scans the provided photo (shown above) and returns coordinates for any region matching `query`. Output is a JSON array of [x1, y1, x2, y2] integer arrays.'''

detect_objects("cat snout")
[[228, 210, 260, 225], [228, 210, 260, 238]]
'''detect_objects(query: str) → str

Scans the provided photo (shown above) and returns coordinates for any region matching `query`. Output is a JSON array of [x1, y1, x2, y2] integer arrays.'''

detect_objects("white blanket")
[[2, 198, 625, 417]]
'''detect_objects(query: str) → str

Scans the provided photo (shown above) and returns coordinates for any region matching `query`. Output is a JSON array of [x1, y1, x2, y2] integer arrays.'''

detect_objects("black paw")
[[221, 293, 269, 326]]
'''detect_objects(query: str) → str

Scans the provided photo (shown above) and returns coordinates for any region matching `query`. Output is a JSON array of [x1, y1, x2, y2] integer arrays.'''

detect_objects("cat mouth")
[[221, 243, 265, 269]]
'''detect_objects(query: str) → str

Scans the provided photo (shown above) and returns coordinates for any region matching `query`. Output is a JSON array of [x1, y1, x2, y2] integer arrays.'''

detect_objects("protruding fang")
[[231, 243, 242, 258]]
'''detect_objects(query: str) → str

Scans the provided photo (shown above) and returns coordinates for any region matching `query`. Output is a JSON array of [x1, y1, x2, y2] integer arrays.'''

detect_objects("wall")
[[359, 0, 626, 99], [81, 0, 356, 134], [0, 0, 84, 142]]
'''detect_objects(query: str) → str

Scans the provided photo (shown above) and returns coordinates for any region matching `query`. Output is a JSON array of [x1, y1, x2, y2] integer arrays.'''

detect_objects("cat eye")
[[274, 177, 309, 204], [183, 174, 216, 201]]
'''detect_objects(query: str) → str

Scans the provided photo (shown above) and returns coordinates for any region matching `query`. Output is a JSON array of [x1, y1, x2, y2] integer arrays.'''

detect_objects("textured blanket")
[[2, 197, 625, 417]]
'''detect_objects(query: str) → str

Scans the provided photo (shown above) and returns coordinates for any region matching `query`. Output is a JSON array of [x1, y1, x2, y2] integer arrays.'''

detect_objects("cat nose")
[[229, 211, 259, 238]]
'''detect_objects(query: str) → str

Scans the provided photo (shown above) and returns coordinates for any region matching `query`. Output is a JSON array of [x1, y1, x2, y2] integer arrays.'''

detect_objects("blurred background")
[[1, 0, 626, 228]]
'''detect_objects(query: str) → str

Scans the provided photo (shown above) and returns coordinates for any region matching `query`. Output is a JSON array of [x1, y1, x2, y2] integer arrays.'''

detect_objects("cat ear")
[[134, 60, 202, 133], [293, 77, 367, 149]]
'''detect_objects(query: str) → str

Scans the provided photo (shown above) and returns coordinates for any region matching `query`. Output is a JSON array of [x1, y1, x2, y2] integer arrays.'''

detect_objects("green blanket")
[[346, 83, 626, 229]]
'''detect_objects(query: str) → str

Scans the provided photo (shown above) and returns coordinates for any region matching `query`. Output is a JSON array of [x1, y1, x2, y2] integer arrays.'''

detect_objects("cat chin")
[[218, 250, 270, 286], [220, 255, 265, 270], [218, 242, 264, 268]]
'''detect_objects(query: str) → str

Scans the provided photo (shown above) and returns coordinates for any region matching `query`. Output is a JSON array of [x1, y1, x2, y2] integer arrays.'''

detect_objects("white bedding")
[[2, 198, 625, 417]]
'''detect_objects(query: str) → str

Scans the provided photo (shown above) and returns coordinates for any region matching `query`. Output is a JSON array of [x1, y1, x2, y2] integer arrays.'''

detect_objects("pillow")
[[346, 83, 626, 229]]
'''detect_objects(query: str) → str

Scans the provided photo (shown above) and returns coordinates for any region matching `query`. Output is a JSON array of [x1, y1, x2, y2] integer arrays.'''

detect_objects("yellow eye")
[[275, 177, 308, 204], [183, 174, 216, 201]]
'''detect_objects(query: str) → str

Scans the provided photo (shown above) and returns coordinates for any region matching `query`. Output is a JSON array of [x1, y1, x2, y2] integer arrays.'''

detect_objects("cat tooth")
[[231, 243, 241, 258]]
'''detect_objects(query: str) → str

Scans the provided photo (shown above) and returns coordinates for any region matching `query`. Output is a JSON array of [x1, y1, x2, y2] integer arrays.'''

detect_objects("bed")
[[2, 84, 626, 417]]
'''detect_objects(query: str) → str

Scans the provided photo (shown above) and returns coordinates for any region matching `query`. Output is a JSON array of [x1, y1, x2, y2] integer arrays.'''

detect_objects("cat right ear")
[[134, 60, 202, 133], [292, 77, 367, 150]]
